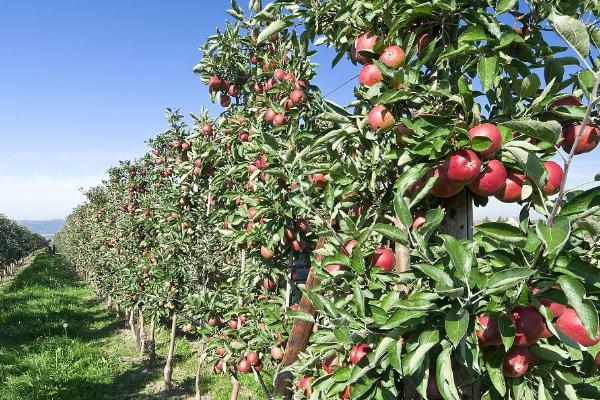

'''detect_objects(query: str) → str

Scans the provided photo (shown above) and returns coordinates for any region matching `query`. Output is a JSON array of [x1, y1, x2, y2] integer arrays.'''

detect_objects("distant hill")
[[18, 219, 65, 238]]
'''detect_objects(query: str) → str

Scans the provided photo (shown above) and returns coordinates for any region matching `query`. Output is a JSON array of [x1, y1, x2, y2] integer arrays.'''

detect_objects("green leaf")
[[500, 119, 562, 144], [257, 19, 289, 44], [560, 187, 600, 220], [445, 308, 469, 347], [504, 146, 545, 188], [557, 275, 599, 340], [496, 0, 517, 14], [485, 347, 507, 396], [484, 268, 534, 294], [403, 330, 440, 375], [439, 235, 472, 284], [520, 73, 541, 98], [436, 341, 461, 400], [549, 14, 590, 59], [459, 26, 488, 42], [536, 217, 570, 256], [393, 192, 412, 229], [374, 223, 408, 246], [334, 325, 353, 344], [413, 264, 454, 287], [498, 314, 515, 351], [476, 222, 527, 245], [478, 55, 498, 92]]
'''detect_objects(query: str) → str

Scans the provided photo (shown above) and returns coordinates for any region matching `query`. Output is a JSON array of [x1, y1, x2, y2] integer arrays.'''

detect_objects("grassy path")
[[0, 254, 268, 400]]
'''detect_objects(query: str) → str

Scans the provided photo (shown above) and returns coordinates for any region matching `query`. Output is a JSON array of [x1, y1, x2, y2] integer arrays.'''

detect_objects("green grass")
[[0, 253, 270, 400]]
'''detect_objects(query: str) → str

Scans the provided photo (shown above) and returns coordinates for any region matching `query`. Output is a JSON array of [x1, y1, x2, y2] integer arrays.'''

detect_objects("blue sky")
[[0, 2, 597, 220]]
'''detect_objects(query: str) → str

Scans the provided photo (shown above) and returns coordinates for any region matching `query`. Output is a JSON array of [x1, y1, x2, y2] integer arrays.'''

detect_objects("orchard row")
[[56, 1, 600, 399]]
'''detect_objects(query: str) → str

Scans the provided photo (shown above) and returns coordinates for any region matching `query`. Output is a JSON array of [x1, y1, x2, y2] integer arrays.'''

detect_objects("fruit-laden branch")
[[273, 236, 327, 398], [547, 70, 600, 226]]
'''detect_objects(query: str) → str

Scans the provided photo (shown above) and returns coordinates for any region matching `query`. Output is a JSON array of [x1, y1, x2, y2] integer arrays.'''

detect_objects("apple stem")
[[547, 71, 600, 227]]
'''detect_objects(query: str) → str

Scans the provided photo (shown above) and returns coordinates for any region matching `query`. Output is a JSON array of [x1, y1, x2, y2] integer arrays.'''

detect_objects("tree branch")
[[547, 71, 600, 226]]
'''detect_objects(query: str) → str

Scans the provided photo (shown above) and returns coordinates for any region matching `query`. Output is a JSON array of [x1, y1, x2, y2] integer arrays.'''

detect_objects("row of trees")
[[56, 1, 600, 399], [0, 215, 48, 278]]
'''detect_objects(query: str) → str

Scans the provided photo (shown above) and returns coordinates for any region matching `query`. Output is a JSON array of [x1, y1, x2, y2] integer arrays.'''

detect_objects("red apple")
[[229, 319, 238, 330], [202, 124, 213, 135], [298, 376, 312, 397], [511, 305, 545, 346], [296, 219, 309, 232], [358, 64, 383, 86], [216, 347, 226, 357], [562, 124, 600, 154], [538, 297, 567, 319], [412, 210, 426, 230], [542, 160, 563, 195], [341, 239, 357, 256], [371, 247, 395, 272], [396, 123, 413, 144], [368, 105, 395, 131], [310, 173, 327, 188], [220, 94, 231, 107], [248, 207, 257, 220], [468, 159, 507, 196], [550, 96, 581, 108], [325, 263, 344, 273], [274, 68, 287, 81], [417, 33, 432, 54], [379, 45, 405, 67], [476, 314, 503, 346], [292, 239, 305, 251], [340, 386, 351, 399], [495, 171, 526, 203], [469, 123, 503, 159], [214, 359, 224, 373], [444, 149, 481, 184], [246, 351, 260, 366], [264, 108, 276, 123], [290, 89, 304, 104], [349, 343, 371, 365], [270, 346, 284, 360], [237, 359, 251, 373], [555, 308, 600, 347], [430, 165, 464, 198], [260, 246, 275, 259], [426, 373, 443, 400], [503, 346, 533, 377], [321, 356, 340, 374], [273, 114, 287, 126], [352, 32, 378, 64]]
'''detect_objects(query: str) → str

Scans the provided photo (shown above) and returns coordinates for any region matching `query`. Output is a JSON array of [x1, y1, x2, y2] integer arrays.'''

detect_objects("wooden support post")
[[273, 237, 326, 398], [139, 308, 145, 355], [148, 315, 156, 366], [440, 191, 473, 240], [163, 313, 177, 392], [194, 353, 203, 400]]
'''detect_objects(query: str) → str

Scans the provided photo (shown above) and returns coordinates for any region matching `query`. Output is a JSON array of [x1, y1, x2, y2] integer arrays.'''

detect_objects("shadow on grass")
[[0, 254, 167, 400]]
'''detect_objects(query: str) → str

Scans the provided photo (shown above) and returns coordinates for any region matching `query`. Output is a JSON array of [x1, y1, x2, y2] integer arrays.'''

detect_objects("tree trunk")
[[273, 237, 326, 398], [230, 376, 240, 400], [107, 294, 112, 309], [163, 313, 177, 392], [148, 315, 156, 366], [129, 308, 140, 348], [194, 354, 203, 400], [139, 308, 145, 355]]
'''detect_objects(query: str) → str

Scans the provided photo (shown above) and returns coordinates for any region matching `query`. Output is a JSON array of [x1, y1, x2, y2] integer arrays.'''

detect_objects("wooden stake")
[[194, 354, 203, 400], [273, 236, 326, 398], [163, 313, 177, 392], [230, 376, 240, 400], [139, 308, 145, 355], [148, 315, 156, 366]]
